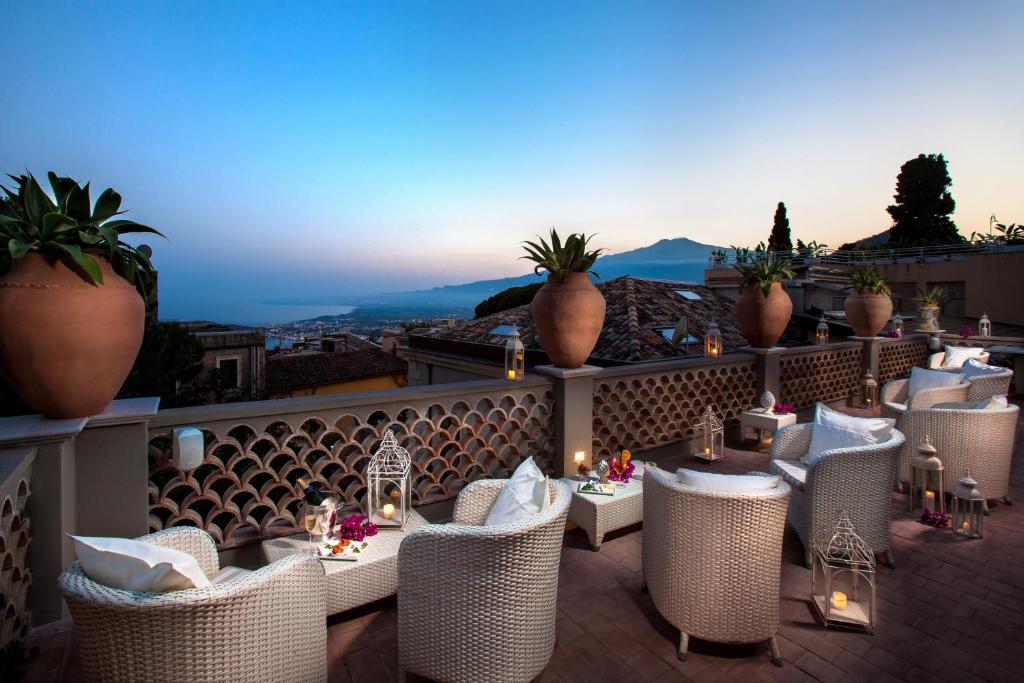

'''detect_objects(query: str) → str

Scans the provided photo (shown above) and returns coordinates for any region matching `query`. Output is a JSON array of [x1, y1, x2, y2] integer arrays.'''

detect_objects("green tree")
[[767, 202, 792, 253], [474, 282, 543, 318], [118, 321, 205, 407], [886, 153, 961, 246]]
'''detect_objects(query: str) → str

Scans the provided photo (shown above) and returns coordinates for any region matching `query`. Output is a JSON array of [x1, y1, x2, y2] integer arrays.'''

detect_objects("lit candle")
[[380, 503, 396, 520], [924, 490, 936, 512], [961, 521, 969, 530], [704, 447, 711, 455], [507, 369, 516, 380], [574, 451, 585, 464], [831, 591, 847, 611]]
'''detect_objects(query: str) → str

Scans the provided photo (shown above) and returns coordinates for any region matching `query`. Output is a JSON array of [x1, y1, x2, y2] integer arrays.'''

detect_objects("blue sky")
[[3, 2, 1022, 322]]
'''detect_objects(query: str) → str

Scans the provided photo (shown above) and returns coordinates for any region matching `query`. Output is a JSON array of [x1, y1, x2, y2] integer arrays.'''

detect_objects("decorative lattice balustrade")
[[148, 378, 555, 549], [592, 355, 758, 460], [778, 343, 863, 409], [0, 447, 33, 648], [877, 335, 929, 382]]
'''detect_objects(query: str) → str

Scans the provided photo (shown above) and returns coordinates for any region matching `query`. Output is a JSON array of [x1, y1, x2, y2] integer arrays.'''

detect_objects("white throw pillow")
[[940, 345, 987, 369], [976, 395, 1009, 410], [908, 366, 963, 399], [484, 456, 550, 526], [961, 358, 1005, 381], [675, 468, 780, 492], [71, 535, 211, 592], [804, 403, 895, 467]]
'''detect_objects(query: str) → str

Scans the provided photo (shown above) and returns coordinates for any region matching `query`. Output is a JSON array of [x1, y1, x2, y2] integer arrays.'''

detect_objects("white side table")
[[560, 471, 644, 550], [739, 410, 796, 446]]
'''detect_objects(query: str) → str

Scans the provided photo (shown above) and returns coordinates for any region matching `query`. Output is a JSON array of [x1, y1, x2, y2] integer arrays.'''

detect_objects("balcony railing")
[[706, 241, 1024, 269]]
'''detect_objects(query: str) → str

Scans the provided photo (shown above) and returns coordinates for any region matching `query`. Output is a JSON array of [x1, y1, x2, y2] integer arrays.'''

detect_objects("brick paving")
[[26, 403, 1024, 682]]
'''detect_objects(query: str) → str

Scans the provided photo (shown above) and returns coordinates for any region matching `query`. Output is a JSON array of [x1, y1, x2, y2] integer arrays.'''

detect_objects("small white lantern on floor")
[[704, 320, 722, 358], [367, 430, 412, 529], [504, 324, 525, 382], [816, 316, 829, 345], [909, 436, 945, 515], [812, 512, 876, 633], [891, 313, 904, 338], [952, 470, 984, 539], [978, 313, 992, 338], [861, 370, 879, 409], [696, 407, 724, 462]]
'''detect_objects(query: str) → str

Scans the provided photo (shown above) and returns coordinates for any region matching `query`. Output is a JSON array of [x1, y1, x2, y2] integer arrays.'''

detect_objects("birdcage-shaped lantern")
[[891, 313, 904, 338], [861, 370, 879, 409], [811, 512, 876, 633], [504, 324, 525, 382], [909, 436, 945, 515], [978, 313, 992, 338], [816, 316, 829, 345], [366, 430, 412, 529], [696, 407, 724, 463], [952, 470, 984, 539], [704, 320, 722, 358]]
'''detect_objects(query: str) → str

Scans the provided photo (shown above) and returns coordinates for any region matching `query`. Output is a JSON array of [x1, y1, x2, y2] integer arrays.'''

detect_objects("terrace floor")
[[26, 401, 1024, 683]]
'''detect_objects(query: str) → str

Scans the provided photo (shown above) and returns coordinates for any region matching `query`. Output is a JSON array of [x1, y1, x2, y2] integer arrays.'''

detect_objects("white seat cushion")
[[961, 358, 1007, 381], [883, 401, 907, 413], [676, 468, 781, 492], [771, 460, 808, 490], [976, 395, 1009, 410], [804, 403, 895, 467], [484, 456, 550, 525], [71, 535, 211, 592], [940, 345, 987, 369], [908, 366, 963, 399]]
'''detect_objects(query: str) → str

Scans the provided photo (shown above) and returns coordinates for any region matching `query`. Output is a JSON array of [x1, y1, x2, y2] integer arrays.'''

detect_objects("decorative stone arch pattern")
[[878, 336, 929, 383], [0, 470, 31, 648], [148, 385, 555, 549], [779, 345, 863, 410], [592, 358, 758, 461]]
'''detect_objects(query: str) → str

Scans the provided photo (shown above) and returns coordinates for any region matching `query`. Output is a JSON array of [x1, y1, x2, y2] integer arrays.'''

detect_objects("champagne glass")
[[301, 503, 319, 550]]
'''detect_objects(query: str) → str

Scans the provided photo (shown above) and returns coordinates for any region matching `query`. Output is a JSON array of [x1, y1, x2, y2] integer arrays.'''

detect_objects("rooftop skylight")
[[675, 289, 702, 301], [488, 324, 519, 336]]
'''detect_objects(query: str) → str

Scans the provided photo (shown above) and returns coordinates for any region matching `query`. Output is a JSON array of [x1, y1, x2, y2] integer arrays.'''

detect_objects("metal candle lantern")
[[704, 320, 722, 358], [504, 324, 525, 382], [978, 313, 992, 338], [811, 512, 876, 633], [366, 430, 412, 530], [892, 313, 904, 338], [696, 407, 724, 463], [861, 370, 879, 409], [909, 436, 945, 515], [816, 316, 829, 345], [952, 470, 984, 539]]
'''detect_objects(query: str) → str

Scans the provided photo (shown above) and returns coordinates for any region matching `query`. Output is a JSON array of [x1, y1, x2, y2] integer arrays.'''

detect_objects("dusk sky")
[[3, 2, 1022, 323]]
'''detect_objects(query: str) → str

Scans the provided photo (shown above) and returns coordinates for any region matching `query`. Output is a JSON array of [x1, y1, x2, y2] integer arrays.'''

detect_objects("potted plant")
[[0, 172, 161, 418], [844, 268, 893, 337], [733, 257, 795, 348], [913, 286, 946, 333], [522, 229, 605, 368]]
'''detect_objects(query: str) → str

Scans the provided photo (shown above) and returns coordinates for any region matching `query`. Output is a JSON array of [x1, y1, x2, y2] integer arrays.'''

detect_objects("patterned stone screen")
[[592, 356, 758, 460], [0, 450, 32, 648], [148, 380, 555, 549], [878, 336, 929, 383], [779, 344, 863, 409]]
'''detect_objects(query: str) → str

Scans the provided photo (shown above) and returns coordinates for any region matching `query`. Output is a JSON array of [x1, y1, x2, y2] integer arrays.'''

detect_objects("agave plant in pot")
[[913, 286, 946, 333], [521, 229, 605, 368], [0, 172, 161, 418], [844, 268, 893, 337], [734, 257, 795, 348]]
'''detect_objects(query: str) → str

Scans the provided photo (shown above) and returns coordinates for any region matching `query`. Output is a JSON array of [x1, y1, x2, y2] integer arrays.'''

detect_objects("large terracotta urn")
[[0, 253, 145, 418], [735, 282, 793, 349], [844, 292, 893, 337], [530, 272, 606, 368]]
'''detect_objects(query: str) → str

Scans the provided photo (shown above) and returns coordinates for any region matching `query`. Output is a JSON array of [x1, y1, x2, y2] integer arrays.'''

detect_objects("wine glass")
[[301, 503, 319, 550]]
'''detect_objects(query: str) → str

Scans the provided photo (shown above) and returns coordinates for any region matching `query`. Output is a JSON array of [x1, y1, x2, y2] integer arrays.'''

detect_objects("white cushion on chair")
[[676, 468, 780, 492], [804, 403, 895, 467], [771, 460, 808, 489], [485, 456, 550, 525], [940, 345, 987, 369], [961, 358, 1005, 381], [71, 535, 211, 592], [976, 395, 1009, 410], [908, 366, 963, 398]]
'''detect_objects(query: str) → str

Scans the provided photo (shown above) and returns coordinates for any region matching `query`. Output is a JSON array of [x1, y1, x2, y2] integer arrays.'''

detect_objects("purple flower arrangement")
[[335, 512, 378, 542], [774, 402, 796, 415], [920, 509, 949, 529], [885, 330, 901, 338], [607, 452, 635, 483], [960, 326, 976, 338]]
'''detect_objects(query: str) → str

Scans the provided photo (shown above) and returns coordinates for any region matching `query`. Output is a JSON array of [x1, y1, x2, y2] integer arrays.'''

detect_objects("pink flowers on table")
[[774, 402, 796, 415], [337, 512, 378, 542], [960, 326, 976, 339], [885, 330, 901, 338], [920, 509, 949, 528]]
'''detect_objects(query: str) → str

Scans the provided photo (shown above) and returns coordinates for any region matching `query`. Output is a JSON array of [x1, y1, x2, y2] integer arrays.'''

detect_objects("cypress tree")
[[767, 202, 792, 253]]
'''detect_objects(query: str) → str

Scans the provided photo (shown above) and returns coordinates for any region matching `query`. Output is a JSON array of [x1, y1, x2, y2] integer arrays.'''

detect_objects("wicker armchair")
[[769, 423, 905, 568], [880, 377, 969, 422], [397, 478, 571, 683], [641, 467, 791, 666], [59, 527, 327, 683], [924, 355, 1012, 402], [927, 350, 990, 368], [896, 401, 1019, 504]]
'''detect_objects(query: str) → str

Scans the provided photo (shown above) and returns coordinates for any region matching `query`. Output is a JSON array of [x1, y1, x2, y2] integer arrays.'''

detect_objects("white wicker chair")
[[769, 423, 905, 568], [925, 353, 1012, 401], [880, 378, 969, 422], [58, 526, 327, 683], [896, 401, 1019, 504], [641, 467, 791, 666], [397, 478, 571, 683]]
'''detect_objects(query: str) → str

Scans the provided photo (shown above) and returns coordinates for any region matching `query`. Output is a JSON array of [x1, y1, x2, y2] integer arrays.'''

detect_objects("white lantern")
[[952, 470, 984, 539], [978, 313, 992, 338], [704, 320, 722, 358], [909, 436, 945, 515], [504, 324, 525, 381], [861, 370, 879, 409], [366, 430, 412, 529], [812, 512, 876, 633], [816, 316, 829, 345], [696, 407, 724, 462], [892, 313, 904, 338]]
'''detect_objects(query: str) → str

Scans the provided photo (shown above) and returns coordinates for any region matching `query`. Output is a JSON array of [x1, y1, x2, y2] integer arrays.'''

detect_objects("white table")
[[561, 472, 644, 550], [739, 410, 797, 447], [261, 509, 427, 615]]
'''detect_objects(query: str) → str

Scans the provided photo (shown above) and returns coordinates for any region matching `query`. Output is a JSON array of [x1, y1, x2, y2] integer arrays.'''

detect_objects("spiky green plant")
[[913, 286, 947, 307], [850, 267, 891, 295], [0, 172, 162, 300], [521, 228, 602, 281], [734, 257, 795, 296]]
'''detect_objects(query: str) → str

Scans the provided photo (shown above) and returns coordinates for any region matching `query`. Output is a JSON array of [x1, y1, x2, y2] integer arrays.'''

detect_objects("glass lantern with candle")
[[815, 316, 829, 345], [366, 430, 412, 530], [504, 324, 525, 382], [909, 436, 945, 515], [952, 470, 984, 539], [978, 313, 992, 338], [696, 407, 724, 462], [811, 512, 876, 633], [704, 320, 722, 358], [860, 370, 879, 409], [891, 313, 904, 338]]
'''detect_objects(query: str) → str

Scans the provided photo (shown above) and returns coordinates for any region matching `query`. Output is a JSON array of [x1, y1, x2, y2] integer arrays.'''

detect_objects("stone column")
[[534, 365, 600, 477], [748, 347, 784, 400], [851, 336, 883, 378]]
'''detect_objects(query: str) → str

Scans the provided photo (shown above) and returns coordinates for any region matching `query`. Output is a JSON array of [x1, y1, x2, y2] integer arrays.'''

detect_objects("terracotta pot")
[[844, 292, 893, 337], [735, 282, 793, 348], [530, 272, 606, 368], [0, 253, 145, 418]]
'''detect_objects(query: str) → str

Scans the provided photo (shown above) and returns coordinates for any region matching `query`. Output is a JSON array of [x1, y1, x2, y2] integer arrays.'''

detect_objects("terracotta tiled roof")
[[423, 276, 748, 363], [266, 349, 407, 393]]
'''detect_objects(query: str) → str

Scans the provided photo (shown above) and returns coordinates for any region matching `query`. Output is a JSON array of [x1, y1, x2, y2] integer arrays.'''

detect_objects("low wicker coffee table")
[[561, 472, 644, 550], [261, 509, 427, 615]]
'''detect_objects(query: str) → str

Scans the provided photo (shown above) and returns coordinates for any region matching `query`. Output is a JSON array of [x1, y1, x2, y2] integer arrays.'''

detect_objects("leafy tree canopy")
[[887, 153, 962, 246], [475, 282, 543, 318], [767, 201, 792, 253]]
